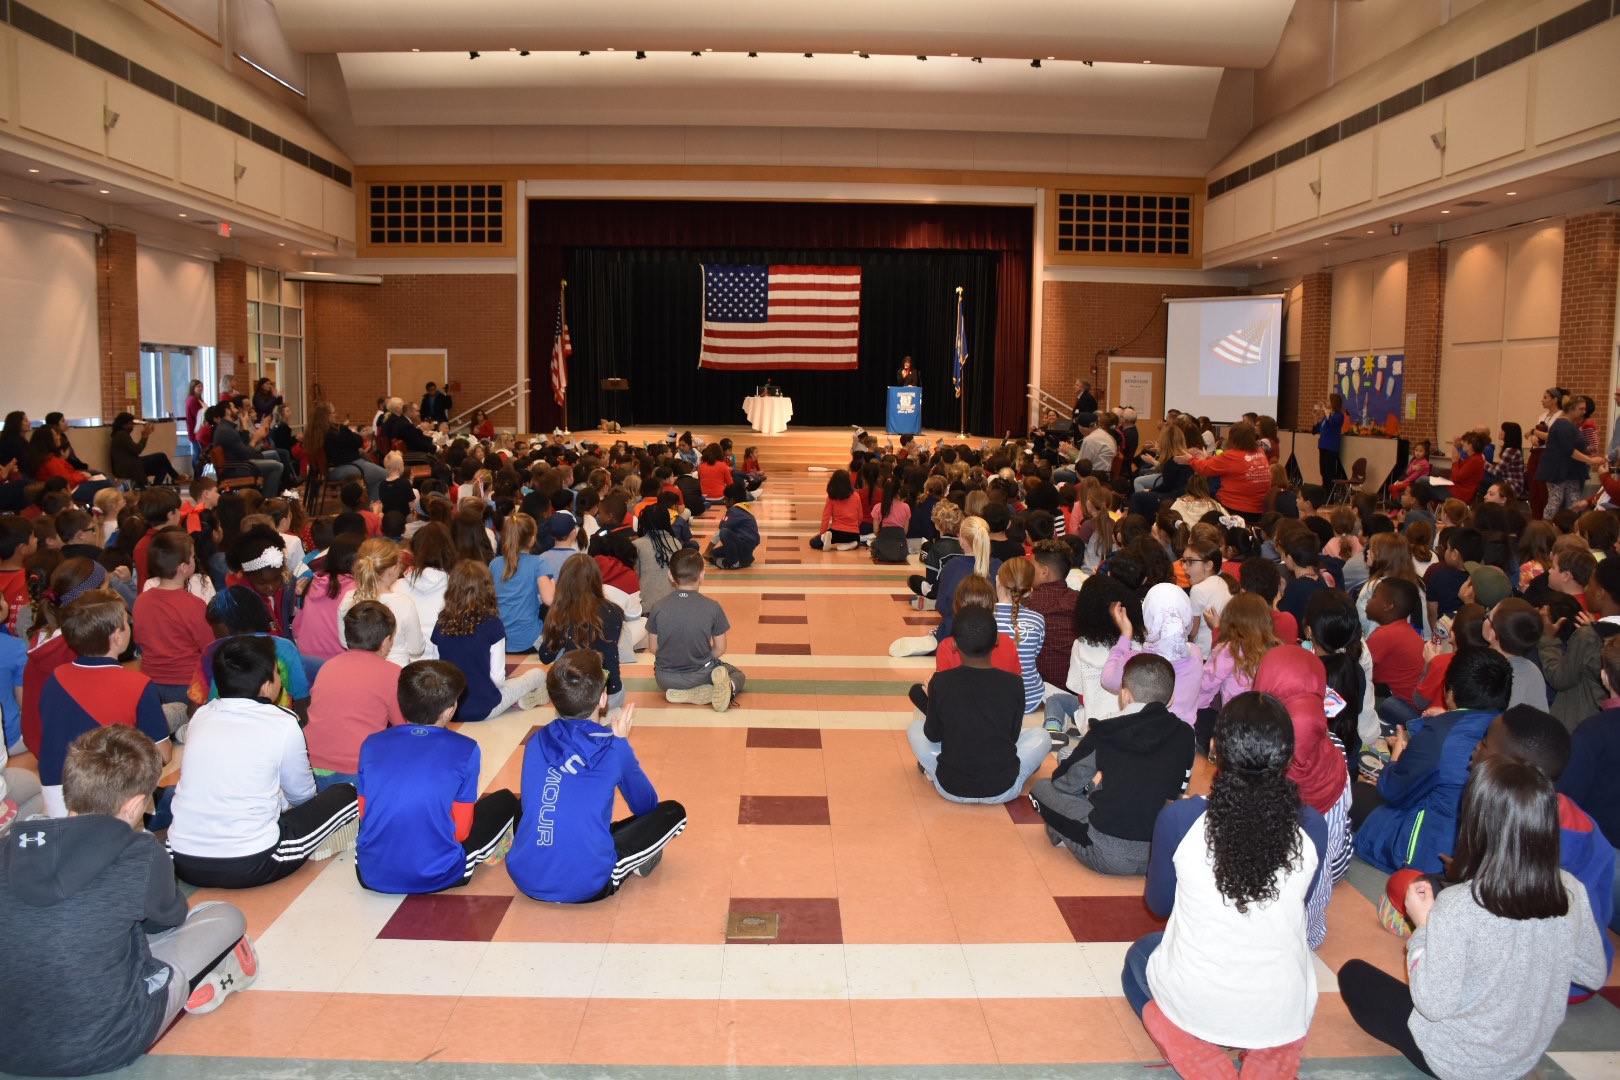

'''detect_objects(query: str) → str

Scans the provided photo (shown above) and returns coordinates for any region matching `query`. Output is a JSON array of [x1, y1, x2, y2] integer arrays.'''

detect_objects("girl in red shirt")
[[697, 444, 734, 501], [810, 470, 866, 551]]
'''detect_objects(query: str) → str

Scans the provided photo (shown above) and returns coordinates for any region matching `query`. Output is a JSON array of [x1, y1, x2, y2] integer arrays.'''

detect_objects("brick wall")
[[305, 274, 519, 428], [215, 258, 248, 388], [1556, 211, 1620, 438], [1296, 271, 1332, 425], [1402, 247, 1445, 443], [95, 227, 139, 419], [1039, 280, 1239, 414]]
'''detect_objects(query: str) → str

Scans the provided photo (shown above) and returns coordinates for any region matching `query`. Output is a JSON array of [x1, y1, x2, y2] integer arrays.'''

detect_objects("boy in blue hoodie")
[[1351, 648, 1512, 873], [1473, 703, 1614, 996], [507, 648, 686, 903], [705, 482, 760, 570], [356, 660, 521, 894]]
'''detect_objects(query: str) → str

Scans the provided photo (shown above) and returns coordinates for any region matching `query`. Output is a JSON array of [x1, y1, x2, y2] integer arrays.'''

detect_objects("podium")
[[886, 386, 922, 435]]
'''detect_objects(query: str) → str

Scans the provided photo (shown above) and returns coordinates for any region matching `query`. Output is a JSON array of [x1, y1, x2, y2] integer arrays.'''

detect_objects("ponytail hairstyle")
[[1087, 488, 1118, 562], [322, 535, 361, 599], [1406, 518, 1436, 565], [35, 555, 102, 639], [879, 474, 901, 519], [1303, 589, 1366, 768], [498, 512, 537, 581], [351, 538, 402, 602], [1154, 507, 1188, 557], [996, 557, 1037, 642], [957, 515, 991, 578]]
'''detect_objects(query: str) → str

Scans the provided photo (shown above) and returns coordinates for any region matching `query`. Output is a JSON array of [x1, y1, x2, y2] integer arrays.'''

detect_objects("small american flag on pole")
[[550, 283, 571, 408], [1211, 314, 1271, 368], [699, 264, 861, 371]]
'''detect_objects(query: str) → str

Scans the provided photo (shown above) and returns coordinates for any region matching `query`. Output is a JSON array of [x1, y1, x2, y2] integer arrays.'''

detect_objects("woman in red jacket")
[[810, 469, 866, 551], [1447, 432, 1487, 504], [27, 428, 111, 505], [1187, 422, 1271, 522]]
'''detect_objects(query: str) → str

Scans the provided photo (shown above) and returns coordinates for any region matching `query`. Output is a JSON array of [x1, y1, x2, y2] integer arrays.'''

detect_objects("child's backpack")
[[870, 525, 909, 564]]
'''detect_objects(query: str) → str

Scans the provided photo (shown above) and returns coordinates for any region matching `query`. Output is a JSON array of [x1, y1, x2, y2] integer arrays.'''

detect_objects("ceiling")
[[275, 0, 1294, 138]]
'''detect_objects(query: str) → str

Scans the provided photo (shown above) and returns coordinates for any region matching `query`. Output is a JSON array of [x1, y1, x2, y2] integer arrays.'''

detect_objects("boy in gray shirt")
[[647, 548, 746, 712]]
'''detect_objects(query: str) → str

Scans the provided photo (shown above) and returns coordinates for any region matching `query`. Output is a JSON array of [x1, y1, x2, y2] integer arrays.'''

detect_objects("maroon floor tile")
[[1004, 795, 1043, 825], [891, 593, 916, 602], [759, 614, 810, 625], [738, 794, 831, 825], [902, 616, 936, 626], [1599, 987, 1620, 1008], [761, 593, 807, 601], [378, 894, 514, 942], [764, 559, 802, 565], [1051, 895, 1166, 943], [746, 727, 823, 749], [756, 643, 812, 655], [727, 897, 843, 944]]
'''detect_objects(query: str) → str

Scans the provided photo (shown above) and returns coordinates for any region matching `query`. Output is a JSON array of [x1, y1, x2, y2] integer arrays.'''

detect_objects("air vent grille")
[[1054, 190, 1192, 256], [367, 182, 507, 246]]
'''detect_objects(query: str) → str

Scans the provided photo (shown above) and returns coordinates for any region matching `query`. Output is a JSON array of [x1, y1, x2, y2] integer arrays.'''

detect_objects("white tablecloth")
[[743, 395, 793, 435]]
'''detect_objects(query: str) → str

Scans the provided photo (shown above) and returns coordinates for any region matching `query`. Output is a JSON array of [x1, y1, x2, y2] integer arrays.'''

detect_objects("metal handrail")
[[1027, 385, 1074, 420], [449, 378, 531, 429]]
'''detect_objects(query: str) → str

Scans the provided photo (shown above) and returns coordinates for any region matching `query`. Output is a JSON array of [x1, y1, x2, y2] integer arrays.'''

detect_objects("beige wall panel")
[[1504, 222, 1564, 342], [1444, 235, 1506, 345], [1533, 18, 1620, 146], [782, 128, 879, 168], [1271, 155, 1320, 231], [1370, 256, 1408, 352], [972, 132, 1070, 173], [1375, 101, 1444, 197], [17, 37, 104, 153], [323, 180, 355, 243], [1438, 343, 1502, 442], [1202, 192, 1235, 252], [586, 127, 688, 164], [1498, 342, 1560, 430], [178, 113, 235, 198], [1332, 262, 1374, 354], [106, 79, 177, 179], [1232, 172, 1274, 244], [1317, 130, 1375, 215], [1284, 283, 1303, 359], [1442, 64, 1527, 176], [1335, 0, 1447, 86], [876, 129, 967, 169], [234, 138, 282, 216], [0, 27, 14, 122], [282, 159, 323, 231], [681, 127, 785, 166]]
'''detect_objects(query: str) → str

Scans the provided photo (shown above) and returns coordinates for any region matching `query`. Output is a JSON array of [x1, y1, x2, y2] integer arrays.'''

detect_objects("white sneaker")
[[666, 685, 714, 705], [710, 665, 733, 713], [519, 684, 550, 710], [889, 635, 937, 658], [185, 937, 258, 1015]]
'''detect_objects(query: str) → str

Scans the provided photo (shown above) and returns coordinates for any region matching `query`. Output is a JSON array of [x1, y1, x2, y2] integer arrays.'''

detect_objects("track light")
[[747, 50, 758, 58], [634, 50, 646, 59], [915, 54, 927, 61], [804, 52, 814, 58], [691, 50, 701, 56], [468, 50, 480, 59], [519, 50, 530, 56], [578, 50, 590, 56], [1030, 58, 1041, 68], [971, 56, 982, 63], [858, 51, 870, 59], [1082, 60, 1094, 67]]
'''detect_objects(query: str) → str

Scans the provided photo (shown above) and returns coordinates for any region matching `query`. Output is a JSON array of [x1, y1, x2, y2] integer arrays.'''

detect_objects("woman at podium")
[[897, 356, 918, 386]]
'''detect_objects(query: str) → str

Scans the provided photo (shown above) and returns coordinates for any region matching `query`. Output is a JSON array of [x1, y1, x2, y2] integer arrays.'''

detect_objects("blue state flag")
[[952, 296, 968, 399]]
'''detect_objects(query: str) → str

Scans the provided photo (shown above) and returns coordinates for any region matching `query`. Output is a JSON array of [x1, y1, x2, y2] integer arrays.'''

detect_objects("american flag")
[[1211, 315, 1271, 367], [551, 289, 571, 407], [699, 264, 861, 371]]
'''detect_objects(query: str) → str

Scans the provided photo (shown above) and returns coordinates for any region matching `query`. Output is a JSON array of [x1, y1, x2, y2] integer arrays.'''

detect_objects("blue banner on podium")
[[886, 386, 922, 435]]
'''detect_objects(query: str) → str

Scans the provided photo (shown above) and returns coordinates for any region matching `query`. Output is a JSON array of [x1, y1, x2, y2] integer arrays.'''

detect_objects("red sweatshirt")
[[819, 494, 865, 534], [1189, 450, 1270, 513]]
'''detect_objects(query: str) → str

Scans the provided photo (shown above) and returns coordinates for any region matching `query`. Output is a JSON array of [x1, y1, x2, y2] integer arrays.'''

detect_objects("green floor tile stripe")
[[625, 677, 917, 696]]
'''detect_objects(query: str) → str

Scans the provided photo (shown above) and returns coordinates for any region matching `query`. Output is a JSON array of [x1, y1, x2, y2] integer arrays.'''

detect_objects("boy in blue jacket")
[[356, 660, 521, 894], [1474, 703, 1614, 996], [1351, 648, 1512, 873], [507, 649, 686, 903], [705, 482, 759, 570]]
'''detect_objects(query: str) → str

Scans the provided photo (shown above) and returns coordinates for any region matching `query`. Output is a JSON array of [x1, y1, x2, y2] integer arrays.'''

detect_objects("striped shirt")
[[994, 602, 1047, 714]]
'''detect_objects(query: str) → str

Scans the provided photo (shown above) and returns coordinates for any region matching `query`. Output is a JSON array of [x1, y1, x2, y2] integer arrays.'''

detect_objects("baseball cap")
[[546, 511, 578, 540]]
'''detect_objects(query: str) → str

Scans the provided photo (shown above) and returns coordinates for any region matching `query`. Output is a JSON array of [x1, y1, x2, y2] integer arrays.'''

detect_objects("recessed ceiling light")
[[411, 48, 420, 53], [1323, 241, 1330, 246], [26, 168, 38, 174], [1440, 209, 1450, 214], [277, 242, 285, 247], [1046, 56, 1056, 61], [178, 212, 187, 218], [605, 47, 614, 52], [1271, 255, 1279, 260], [98, 189, 110, 195], [950, 52, 958, 57], [704, 48, 712, 53], [1505, 190, 1518, 196], [1366, 229, 1375, 235], [1142, 59, 1152, 64]]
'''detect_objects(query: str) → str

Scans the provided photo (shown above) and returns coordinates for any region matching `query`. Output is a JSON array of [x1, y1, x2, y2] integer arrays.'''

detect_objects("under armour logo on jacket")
[[17, 832, 45, 847], [559, 754, 585, 776]]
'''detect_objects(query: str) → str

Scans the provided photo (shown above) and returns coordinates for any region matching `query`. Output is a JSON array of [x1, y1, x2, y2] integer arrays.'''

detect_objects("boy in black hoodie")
[[706, 482, 760, 570], [0, 725, 255, 1077], [1028, 652, 1195, 875]]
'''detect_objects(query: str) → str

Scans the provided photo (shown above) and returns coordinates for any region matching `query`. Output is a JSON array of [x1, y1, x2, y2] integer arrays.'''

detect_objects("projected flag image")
[[698, 264, 862, 371], [1211, 314, 1272, 368]]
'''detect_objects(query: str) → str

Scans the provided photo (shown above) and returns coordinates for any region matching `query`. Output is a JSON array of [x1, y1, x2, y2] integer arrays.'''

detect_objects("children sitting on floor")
[[167, 634, 360, 888], [303, 601, 406, 790], [37, 589, 171, 817], [907, 606, 1050, 805], [507, 649, 687, 903], [0, 726, 255, 1077], [648, 548, 746, 711], [429, 560, 548, 722], [356, 659, 521, 895], [1030, 652, 1194, 875], [1366, 577, 1426, 708], [1541, 554, 1620, 730], [132, 529, 215, 706], [705, 482, 759, 569]]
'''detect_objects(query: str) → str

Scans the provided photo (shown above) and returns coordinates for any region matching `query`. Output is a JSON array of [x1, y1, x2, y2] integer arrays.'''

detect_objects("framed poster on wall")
[[1335, 352, 1404, 434]]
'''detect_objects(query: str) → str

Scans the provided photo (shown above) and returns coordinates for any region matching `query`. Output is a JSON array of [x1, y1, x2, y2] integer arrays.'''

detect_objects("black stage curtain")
[[562, 246, 999, 432], [528, 200, 1032, 434]]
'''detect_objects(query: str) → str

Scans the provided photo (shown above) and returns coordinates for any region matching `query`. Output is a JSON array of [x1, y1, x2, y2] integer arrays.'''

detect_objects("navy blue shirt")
[[431, 615, 507, 721]]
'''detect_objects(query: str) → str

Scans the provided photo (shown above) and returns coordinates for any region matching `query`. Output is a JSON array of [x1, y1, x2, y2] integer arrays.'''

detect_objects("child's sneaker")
[[633, 851, 663, 878], [185, 936, 258, 1015], [309, 818, 358, 862], [483, 821, 515, 864], [519, 683, 550, 710], [710, 665, 733, 713], [1044, 716, 1067, 752], [666, 685, 714, 705]]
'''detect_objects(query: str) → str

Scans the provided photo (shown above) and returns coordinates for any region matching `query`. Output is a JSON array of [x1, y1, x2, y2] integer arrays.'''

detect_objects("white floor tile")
[[335, 939, 489, 996], [720, 944, 848, 999], [591, 942, 725, 999], [1550, 1051, 1620, 1079], [843, 943, 974, 999], [962, 942, 1105, 998], [462, 941, 608, 998]]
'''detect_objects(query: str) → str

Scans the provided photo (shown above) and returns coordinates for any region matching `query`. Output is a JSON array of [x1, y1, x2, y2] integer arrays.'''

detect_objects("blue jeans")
[[1045, 692, 1080, 729], [1133, 472, 1162, 493], [328, 458, 388, 503], [1121, 931, 1162, 1020], [906, 715, 1050, 804], [301, 653, 328, 684]]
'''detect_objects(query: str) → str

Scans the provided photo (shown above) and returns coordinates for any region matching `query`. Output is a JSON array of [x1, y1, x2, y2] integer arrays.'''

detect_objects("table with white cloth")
[[743, 395, 794, 435]]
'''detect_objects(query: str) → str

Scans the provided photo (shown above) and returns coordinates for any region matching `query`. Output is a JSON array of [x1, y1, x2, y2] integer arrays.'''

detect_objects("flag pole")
[[955, 286, 967, 439], [558, 278, 569, 433]]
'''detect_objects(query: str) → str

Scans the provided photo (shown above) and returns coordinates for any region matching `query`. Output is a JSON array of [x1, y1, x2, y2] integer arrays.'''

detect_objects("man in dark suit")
[[420, 381, 452, 423]]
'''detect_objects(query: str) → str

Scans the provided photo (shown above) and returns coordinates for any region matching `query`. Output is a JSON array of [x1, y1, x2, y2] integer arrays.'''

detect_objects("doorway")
[[140, 344, 215, 466], [387, 350, 449, 411]]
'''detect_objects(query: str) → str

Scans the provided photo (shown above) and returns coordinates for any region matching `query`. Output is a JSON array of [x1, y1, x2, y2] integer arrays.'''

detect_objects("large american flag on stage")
[[698, 264, 862, 371]]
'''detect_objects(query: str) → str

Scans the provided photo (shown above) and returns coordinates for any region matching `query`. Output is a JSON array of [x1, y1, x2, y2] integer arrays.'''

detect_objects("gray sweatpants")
[[1029, 753, 1152, 876], [655, 660, 747, 696], [148, 901, 248, 1029]]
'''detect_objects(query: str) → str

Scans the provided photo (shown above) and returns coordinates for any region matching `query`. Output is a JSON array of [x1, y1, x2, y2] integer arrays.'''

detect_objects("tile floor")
[[109, 426, 1620, 1079]]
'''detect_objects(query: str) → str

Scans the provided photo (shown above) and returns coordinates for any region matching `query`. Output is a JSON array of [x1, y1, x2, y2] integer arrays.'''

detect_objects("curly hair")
[[1206, 692, 1304, 913], [1073, 572, 1142, 647]]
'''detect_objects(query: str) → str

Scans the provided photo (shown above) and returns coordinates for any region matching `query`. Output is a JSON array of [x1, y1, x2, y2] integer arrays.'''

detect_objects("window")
[[1054, 190, 1193, 256], [367, 182, 506, 246], [245, 267, 303, 424], [139, 345, 215, 460]]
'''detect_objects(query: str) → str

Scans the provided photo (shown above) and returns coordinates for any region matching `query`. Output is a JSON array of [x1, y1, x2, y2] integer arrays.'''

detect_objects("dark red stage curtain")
[[528, 199, 1032, 434]]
